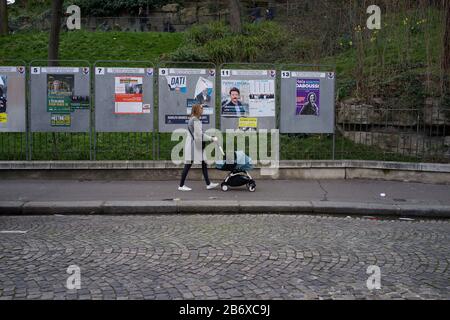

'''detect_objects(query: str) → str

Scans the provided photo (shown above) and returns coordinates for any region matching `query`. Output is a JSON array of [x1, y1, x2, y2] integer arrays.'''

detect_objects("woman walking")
[[178, 104, 219, 191]]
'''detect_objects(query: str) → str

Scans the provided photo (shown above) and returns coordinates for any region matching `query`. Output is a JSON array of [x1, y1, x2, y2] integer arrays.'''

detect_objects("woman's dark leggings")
[[179, 161, 210, 187]]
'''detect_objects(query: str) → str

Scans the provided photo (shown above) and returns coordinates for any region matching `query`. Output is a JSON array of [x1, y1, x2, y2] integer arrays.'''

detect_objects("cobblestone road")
[[0, 215, 449, 300]]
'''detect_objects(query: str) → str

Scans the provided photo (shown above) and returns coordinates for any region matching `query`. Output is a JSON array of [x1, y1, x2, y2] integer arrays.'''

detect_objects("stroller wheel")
[[247, 182, 256, 192], [221, 183, 229, 192]]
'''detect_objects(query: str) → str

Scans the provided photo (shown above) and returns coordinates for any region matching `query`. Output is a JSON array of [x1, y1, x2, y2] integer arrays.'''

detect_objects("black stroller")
[[215, 148, 256, 192]]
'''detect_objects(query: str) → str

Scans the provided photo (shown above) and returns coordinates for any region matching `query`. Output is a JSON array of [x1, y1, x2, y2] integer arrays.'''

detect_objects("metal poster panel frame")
[[219, 63, 277, 131], [93, 60, 156, 160], [280, 63, 337, 159], [0, 59, 28, 160], [157, 61, 217, 134], [29, 60, 92, 160]]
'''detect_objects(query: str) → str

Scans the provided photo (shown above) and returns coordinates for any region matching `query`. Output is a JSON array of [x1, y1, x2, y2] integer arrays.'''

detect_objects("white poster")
[[248, 79, 275, 117]]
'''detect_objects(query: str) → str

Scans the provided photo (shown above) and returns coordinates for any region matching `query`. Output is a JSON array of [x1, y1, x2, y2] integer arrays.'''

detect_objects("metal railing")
[[1, 108, 449, 163]]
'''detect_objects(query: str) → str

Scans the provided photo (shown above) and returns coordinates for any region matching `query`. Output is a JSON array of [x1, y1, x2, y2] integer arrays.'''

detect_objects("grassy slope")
[[0, 30, 183, 62]]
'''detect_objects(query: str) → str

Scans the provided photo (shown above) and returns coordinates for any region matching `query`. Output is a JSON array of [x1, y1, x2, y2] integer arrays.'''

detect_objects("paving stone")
[[0, 215, 448, 299]]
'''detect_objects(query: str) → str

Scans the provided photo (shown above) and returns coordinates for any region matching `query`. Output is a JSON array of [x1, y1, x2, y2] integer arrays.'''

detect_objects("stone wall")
[[337, 99, 450, 160], [10, 1, 232, 33]]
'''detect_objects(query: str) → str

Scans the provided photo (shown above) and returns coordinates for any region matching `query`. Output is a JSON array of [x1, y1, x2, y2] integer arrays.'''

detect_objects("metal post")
[[26, 64, 30, 161], [157, 133, 160, 160], [332, 133, 336, 160]]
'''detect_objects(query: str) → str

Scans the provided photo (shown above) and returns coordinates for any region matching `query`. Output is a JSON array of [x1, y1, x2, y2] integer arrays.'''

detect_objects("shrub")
[[184, 21, 232, 46], [170, 21, 291, 64], [168, 44, 209, 62]]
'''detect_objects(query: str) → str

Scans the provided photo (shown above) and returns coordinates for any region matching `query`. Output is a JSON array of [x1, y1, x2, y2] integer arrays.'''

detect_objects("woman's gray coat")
[[184, 116, 212, 163]]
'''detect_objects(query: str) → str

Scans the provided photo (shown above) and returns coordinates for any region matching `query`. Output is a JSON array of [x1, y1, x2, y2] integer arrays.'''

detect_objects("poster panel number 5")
[[31, 67, 41, 75]]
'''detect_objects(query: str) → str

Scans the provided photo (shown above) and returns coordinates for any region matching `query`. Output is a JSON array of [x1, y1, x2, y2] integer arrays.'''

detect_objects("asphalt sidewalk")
[[0, 179, 449, 218]]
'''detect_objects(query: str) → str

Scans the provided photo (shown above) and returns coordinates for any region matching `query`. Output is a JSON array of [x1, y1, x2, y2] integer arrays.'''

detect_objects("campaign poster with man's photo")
[[47, 74, 74, 112], [296, 78, 320, 116], [114, 76, 146, 114], [0, 75, 7, 121], [187, 76, 214, 115], [221, 80, 250, 118], [221, 79, 275, 118]]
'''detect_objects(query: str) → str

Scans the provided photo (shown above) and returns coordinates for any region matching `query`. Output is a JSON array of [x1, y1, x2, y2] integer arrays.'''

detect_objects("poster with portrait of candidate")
[[221, 80, 250, 118], [188, 76, 214, 115], [0, 75, 7, 116], [221, 79, 275, 118], [296, 79, 320, 116], [47, 74, 74, 112]]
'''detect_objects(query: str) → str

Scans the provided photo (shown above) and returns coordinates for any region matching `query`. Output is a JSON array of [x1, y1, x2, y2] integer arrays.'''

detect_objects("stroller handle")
[[213, 139, 225, 156]]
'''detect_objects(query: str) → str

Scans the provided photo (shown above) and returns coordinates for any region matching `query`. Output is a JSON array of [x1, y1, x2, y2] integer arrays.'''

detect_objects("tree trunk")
[[229, 0, 242, 33], [0, 0, 8, 36], [48, 0, 64, 66], [48, 0, 64, 160], [442, 0, 450, 78]]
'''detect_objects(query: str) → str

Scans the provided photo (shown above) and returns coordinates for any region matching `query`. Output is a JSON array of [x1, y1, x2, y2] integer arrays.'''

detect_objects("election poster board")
[[0, 66, 26, 132], [220, 69, 276, 131], [95, 67, 154, 132], [30, 66, 90, 132], [280, 71, 335, 133], [158, 68, 216, 133]]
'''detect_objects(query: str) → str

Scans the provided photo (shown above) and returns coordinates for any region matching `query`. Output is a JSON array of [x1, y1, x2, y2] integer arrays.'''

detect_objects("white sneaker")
[[206, 182, 219, 190], [178, 185, 192, 191]]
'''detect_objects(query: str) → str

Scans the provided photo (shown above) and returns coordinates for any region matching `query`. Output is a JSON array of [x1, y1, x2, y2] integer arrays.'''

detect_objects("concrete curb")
[[1, 200, 449, 219], [1, 160, 450, 172], [1, 161, 450, 184]]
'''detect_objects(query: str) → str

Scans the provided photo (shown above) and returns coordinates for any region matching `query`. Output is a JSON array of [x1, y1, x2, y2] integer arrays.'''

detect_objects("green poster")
[[47, 74, 74, 112]]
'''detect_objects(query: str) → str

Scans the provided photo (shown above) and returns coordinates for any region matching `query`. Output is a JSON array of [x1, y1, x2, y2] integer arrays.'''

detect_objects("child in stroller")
[[215, 150, 256, 192]]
